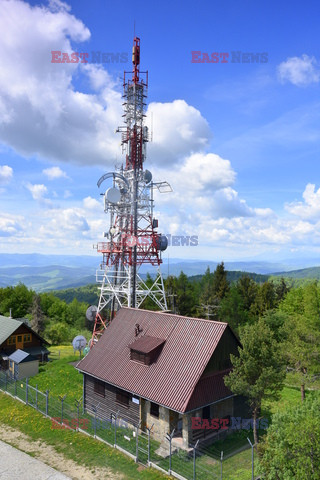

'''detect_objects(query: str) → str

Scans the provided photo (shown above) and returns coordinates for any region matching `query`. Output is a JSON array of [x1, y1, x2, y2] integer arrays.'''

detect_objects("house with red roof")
[[77, 307, 248, 448]]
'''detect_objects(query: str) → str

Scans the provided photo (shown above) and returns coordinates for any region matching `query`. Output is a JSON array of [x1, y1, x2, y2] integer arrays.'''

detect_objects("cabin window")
[[23, 334, 31, 343], [17, 335, 22, 342], [150, 402, 159, 418], [116, 390, 130, 407], [203, 405, 210, 419], [7, 336, 16, 345], [94, 379, 105, 397], [130, 349, 149, 365]]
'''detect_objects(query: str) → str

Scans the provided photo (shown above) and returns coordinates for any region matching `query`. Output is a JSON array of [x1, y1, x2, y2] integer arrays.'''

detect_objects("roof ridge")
[[122, 307, 228, 325]]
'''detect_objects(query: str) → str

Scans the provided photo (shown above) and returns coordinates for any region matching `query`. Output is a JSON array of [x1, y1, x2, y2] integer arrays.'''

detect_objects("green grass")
[[0, 392, 170, 480], [28, 356, 83, 402]]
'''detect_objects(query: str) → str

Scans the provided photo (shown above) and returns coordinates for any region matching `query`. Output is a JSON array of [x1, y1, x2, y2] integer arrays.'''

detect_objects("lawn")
[[0, 392, 170, 480]]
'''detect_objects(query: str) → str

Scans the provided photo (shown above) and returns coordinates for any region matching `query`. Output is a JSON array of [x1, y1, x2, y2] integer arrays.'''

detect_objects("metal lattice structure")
[[91, 37, 170, 345]]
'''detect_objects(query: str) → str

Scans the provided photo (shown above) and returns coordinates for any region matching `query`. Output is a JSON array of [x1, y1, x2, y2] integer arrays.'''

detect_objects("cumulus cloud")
[[26, 183, 48, 200], [146, 100, 211, 165], [286, 183, 320, 220], [278, 54, 320, 86], [43, 166, 68, 180], [83, 196, 101, 210], [0, 165, 13, 184], [153, 152, 252, 221], [0, 213, 24, 237], [0, 0, 122, 166], [42, 207, 90, 234]]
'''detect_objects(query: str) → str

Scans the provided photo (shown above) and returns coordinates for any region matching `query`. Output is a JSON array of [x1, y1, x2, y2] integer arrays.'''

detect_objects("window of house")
[[130, 349, 149, 364], [7, 336, 16, 345], [116, 390, 130, 407], [94, 379, 105, 397], [203, 405, 210, 419], [17, 335, 22, 342], [150, 402, 159, 418], [23, 334, 31, 343]]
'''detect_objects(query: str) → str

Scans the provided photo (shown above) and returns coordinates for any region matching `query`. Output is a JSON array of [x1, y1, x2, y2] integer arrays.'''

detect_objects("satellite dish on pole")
[[106, 187, 121, 204], [72, 335, 87, 359], [86, 305, 98, 322], [144, 170, 152, 184]]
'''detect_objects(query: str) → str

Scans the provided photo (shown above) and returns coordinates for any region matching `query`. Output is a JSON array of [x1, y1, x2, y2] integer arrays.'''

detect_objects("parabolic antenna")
[[156, 235, 168, 251], [144, 170, 152, 184], [86, 305, 98, 322], [72, 335, 87, 351], [106, 187, 121, 204]]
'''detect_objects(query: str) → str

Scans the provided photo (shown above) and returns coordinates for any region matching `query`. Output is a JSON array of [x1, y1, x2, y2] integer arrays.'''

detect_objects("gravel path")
[[0, 423, 122, 480], [0, 440, 71, 479]]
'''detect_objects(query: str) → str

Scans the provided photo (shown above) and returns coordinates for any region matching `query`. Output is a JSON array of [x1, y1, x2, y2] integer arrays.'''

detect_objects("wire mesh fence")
[[0, 369, 254, 480]]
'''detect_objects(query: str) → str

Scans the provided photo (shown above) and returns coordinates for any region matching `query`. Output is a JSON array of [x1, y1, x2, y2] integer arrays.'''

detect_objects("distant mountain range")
[[1, 253, 320, 292]]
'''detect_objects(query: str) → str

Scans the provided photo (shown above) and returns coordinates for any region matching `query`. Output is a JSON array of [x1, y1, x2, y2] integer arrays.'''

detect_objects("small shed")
[[8, 349, 39, 380]]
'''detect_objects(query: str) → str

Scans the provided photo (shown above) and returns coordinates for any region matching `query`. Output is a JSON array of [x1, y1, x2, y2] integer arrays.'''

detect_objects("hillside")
[[272, 266, 320, 279]]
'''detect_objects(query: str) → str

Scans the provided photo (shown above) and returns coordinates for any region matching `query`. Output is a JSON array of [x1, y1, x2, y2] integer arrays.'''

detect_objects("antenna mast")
[[91, 37, 170, 346]]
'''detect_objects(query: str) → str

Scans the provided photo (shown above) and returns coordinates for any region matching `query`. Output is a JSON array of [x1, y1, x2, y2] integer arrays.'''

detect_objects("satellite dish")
[[144, 170, 152, 184], [106, 187, 121, 204], [72, 335, 87, 351], [86, 305, 98, 322], [156, 235, 168, 251]]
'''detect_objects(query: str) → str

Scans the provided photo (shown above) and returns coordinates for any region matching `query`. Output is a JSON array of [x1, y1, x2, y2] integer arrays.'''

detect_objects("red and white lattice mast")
[[90, 37, 170, 345]]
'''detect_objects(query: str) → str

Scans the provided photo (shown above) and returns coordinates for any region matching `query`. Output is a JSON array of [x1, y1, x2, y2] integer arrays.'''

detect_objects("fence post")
[[135, 424, 139, 462], [146, 423, 153, 465], [193, 440, 199, 480], [59, 394, 67, 425], [5, 372, 7, 391], [36, 384, 38, 410], [26, 378, 28, 405], [114, 411, 119, 446], [45, 390, 49, 416], [92, 406, 97, 437], [75, 399, 81, 431], [166, 429, 175, 475], [14, 378, 17, 397], [220, 451, 223, 480], [247, 437, 254, 480]]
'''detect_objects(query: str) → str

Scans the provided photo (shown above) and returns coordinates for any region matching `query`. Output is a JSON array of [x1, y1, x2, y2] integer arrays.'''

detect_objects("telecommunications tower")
[[90, 37, 171, 345]]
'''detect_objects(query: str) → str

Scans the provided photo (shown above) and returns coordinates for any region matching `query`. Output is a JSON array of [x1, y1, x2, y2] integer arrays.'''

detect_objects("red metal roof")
[[77, 308, 236, 413], [128, 335, 165, 353]]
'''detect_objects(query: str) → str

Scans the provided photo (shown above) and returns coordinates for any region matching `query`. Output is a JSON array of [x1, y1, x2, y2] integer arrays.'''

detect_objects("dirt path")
[[0, 423, 123, 480]]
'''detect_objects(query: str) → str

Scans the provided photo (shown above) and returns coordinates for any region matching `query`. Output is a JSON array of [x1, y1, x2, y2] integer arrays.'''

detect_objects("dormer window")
[[128, 336, 165, 366]]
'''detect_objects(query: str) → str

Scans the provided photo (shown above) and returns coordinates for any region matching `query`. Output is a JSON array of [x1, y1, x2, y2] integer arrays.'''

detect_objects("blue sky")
[[1, 0, 320, 262]]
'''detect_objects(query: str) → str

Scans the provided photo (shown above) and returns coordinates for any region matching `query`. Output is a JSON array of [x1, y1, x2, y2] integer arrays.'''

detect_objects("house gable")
[[77, 308, 235, 413]]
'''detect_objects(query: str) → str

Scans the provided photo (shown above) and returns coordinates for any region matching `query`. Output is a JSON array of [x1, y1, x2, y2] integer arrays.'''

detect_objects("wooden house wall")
[[0, 324, 44, 354], [84, 374, 140, 425]]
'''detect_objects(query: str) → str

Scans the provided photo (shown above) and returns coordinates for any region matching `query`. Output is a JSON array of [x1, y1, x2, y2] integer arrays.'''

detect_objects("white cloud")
[[26, 183, 48, 200], [286, 183, 320, 220], [83, 196, 101, 210], [0, 165, 13, 184], [278, 54, 320, 86], [146, 100, 211, 165], [0, 213, 24, 237], [42, 207, 90, 234], [0, 0, 122, 166], [43, 166, 68, 180]]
